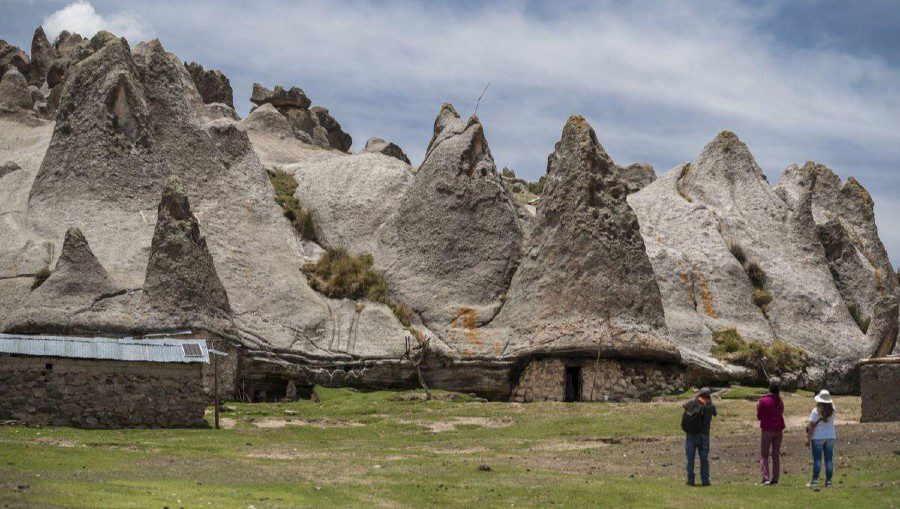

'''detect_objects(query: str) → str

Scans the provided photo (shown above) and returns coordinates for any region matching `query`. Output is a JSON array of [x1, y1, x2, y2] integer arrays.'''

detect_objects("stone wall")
[[860, 358, 899, 422], [0, 354, 207, 428], [511, 357, 684, 402], [195, 332, 239, 402]]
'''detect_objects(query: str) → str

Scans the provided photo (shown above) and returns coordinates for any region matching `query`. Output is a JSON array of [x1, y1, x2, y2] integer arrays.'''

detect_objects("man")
[[757, 378, 785, 485], [682, 387, 717, 486]]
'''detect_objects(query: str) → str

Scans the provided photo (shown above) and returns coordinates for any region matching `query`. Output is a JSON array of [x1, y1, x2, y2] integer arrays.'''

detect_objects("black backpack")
[[681, 401, 704, 434]]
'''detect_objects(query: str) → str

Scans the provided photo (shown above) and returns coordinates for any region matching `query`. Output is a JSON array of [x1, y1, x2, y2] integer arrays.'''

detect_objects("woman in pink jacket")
[[756, 378, 786, 485]]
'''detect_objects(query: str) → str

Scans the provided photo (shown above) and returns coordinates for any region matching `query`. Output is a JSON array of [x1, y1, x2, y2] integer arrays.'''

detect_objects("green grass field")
[[1, 387, 897, 508]]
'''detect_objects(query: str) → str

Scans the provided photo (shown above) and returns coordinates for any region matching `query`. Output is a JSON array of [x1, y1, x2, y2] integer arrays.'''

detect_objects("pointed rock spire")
[[29, 26, 56, 86], [378, 104, 523, 326], [41, 227, 118, 297], [424, 102, 461, 157], [143, 178, 231, 316], [496, 115, 675, 360]]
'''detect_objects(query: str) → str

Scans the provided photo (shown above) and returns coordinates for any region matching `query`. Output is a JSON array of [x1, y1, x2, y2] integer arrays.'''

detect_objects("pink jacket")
[[757, 393, 785, 432]]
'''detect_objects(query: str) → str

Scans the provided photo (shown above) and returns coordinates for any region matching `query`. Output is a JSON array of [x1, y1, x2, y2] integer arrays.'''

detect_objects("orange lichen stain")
[[452, 307, 482, 346], [675, 259, 696, 307], [696, 270, 717, 318]]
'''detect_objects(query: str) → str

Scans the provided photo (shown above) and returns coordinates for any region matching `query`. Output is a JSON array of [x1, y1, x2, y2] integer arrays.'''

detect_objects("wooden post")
[[214, 351, 220, 430]]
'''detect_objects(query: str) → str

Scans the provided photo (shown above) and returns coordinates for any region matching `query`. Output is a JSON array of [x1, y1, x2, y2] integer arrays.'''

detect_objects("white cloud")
[[42, 0, 151, 42]]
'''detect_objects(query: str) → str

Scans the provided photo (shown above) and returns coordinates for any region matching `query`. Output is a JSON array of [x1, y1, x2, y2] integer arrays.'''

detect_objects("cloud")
[[42, 0, 151, 42]]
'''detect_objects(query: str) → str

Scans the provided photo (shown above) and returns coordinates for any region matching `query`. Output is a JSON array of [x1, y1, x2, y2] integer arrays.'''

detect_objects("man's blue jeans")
[[685, 433, 710, 485], [811, 438, 834, 483]]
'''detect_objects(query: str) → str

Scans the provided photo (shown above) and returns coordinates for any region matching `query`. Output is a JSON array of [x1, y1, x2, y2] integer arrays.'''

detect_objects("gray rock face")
[[251, 83, 311, 109], [618, 162, 656, 193], [184, 61, 234, 109], [630, 131, 874, 388], [3, 228, 120, 333], [0, 40, 29, 75], [288, 152, 413, 254], [281, 106, 329, 146], [311, 106, 352, 152], [143, 179, 231, 318], [29, 27, 56, 86], [54, 31, 87, 60], [493, 116, 677, 361], [46, 59, 67, 88], [377, 105, 524, 329], [0, 68, 33, 111], [775, 162, 899, 356], [362, 137, 411, 164]]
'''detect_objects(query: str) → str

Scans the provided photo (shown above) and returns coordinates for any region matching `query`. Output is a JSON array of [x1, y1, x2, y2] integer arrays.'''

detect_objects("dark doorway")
[[564, 366, 582, 402]]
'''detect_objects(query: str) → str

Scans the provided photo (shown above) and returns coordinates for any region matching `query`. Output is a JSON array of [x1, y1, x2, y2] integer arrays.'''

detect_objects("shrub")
[[752, 288, 772, 309], [847, 303, 870, 333], [512, 183, 523, 193], [746, 262, 766, 289], [527, 176, 546, 195], [711, 328, 808, 375], [302, 247, 413, 326], [267, 168, 316, 241], [729, 243, 747, 266], [501, 167, 516, 178], [31, 267, 51, 290]]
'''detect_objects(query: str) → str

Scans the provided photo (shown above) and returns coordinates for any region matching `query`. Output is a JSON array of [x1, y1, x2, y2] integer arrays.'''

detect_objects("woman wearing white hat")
[[805, 390, 836, 488]]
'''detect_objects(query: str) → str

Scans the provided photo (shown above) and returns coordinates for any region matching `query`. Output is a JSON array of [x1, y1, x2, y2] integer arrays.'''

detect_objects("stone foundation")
[[0, 354, 207, 428], [859, 357, 899, 422], [511, 357, 684, 402]]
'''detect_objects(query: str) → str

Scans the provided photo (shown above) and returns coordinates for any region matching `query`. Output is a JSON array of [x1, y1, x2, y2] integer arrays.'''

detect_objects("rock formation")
[[0, 68, 33, 111], [362, 137, 411, 164], [775, 162, 899, 356], [311, 106, 352, 152], [184, 61, 234, 109], [1, 26, 896, 397], [377, 105, 524, 329], [492, 116, 677, 361], [143, 178, 231, 317], [0, 40, 29, 75], [28, 27, 55, 86]]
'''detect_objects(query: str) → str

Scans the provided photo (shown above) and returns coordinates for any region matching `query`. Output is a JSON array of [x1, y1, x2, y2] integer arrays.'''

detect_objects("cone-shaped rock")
[[3, 228, 120, 332], [775, 162, 898, 356], [144, 178, 231, 317], [378, 105, 523, 327], [496, 116, 676, 360], [29, 27, 56, 86]]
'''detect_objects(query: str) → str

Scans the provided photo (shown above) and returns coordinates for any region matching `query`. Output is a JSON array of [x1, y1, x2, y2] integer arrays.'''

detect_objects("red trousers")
[[760, 430, 783, 482]]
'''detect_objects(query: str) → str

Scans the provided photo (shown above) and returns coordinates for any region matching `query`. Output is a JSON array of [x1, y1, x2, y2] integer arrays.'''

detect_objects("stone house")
[[859, 356, 899, 422], [0, 333, 210, 428]]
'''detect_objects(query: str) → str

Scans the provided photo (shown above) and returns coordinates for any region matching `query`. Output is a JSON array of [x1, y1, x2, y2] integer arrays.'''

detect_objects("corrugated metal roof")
[[0, 333, 209, 364]]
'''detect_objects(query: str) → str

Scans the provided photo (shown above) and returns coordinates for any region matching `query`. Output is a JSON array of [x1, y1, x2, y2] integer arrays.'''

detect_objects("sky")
[[1, 0, 898, 267]]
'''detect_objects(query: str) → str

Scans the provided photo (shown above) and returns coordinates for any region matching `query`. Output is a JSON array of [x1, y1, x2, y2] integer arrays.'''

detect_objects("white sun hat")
[[814, 390, 833, 404]]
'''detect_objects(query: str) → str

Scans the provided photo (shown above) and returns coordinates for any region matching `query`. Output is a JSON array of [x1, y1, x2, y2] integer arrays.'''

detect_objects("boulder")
[[184, 61, 234, 109], [493, 116, 677, 361], [250, 83, 311, 109], [362, 137, 411, 164], [0, 40, 29, 76], [0, 68, 33, 111], [241, 103, 294, 137], [46, 59, 67, 88], [377, 104, 524, 329], [281, 107, 329, 146], [29, 27, 57, 86], [311, 106, 352, 152], [143, 178, 231, 318]]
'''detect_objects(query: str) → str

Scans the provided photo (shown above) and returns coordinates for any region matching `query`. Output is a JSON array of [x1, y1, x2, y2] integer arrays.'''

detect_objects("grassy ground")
[[0, 387, 897, 508]]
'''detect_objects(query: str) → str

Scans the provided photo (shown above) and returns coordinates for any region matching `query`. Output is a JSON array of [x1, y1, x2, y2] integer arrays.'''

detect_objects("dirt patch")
[[391, 392, 477, 402], [218, 417, 237, 429], [245, 450, 329, 460], [251, 418, 364, 429], [425, 446, 488, 455], [34, 438, 80, 448], [399, 417, 513, 433]]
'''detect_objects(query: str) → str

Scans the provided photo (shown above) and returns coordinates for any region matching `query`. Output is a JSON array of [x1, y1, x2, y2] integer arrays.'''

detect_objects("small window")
[[182, 343, 203, 357]]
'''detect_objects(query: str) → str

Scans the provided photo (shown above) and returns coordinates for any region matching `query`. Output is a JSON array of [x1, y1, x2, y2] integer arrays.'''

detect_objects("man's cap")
[[698, 387, 712, 397]]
